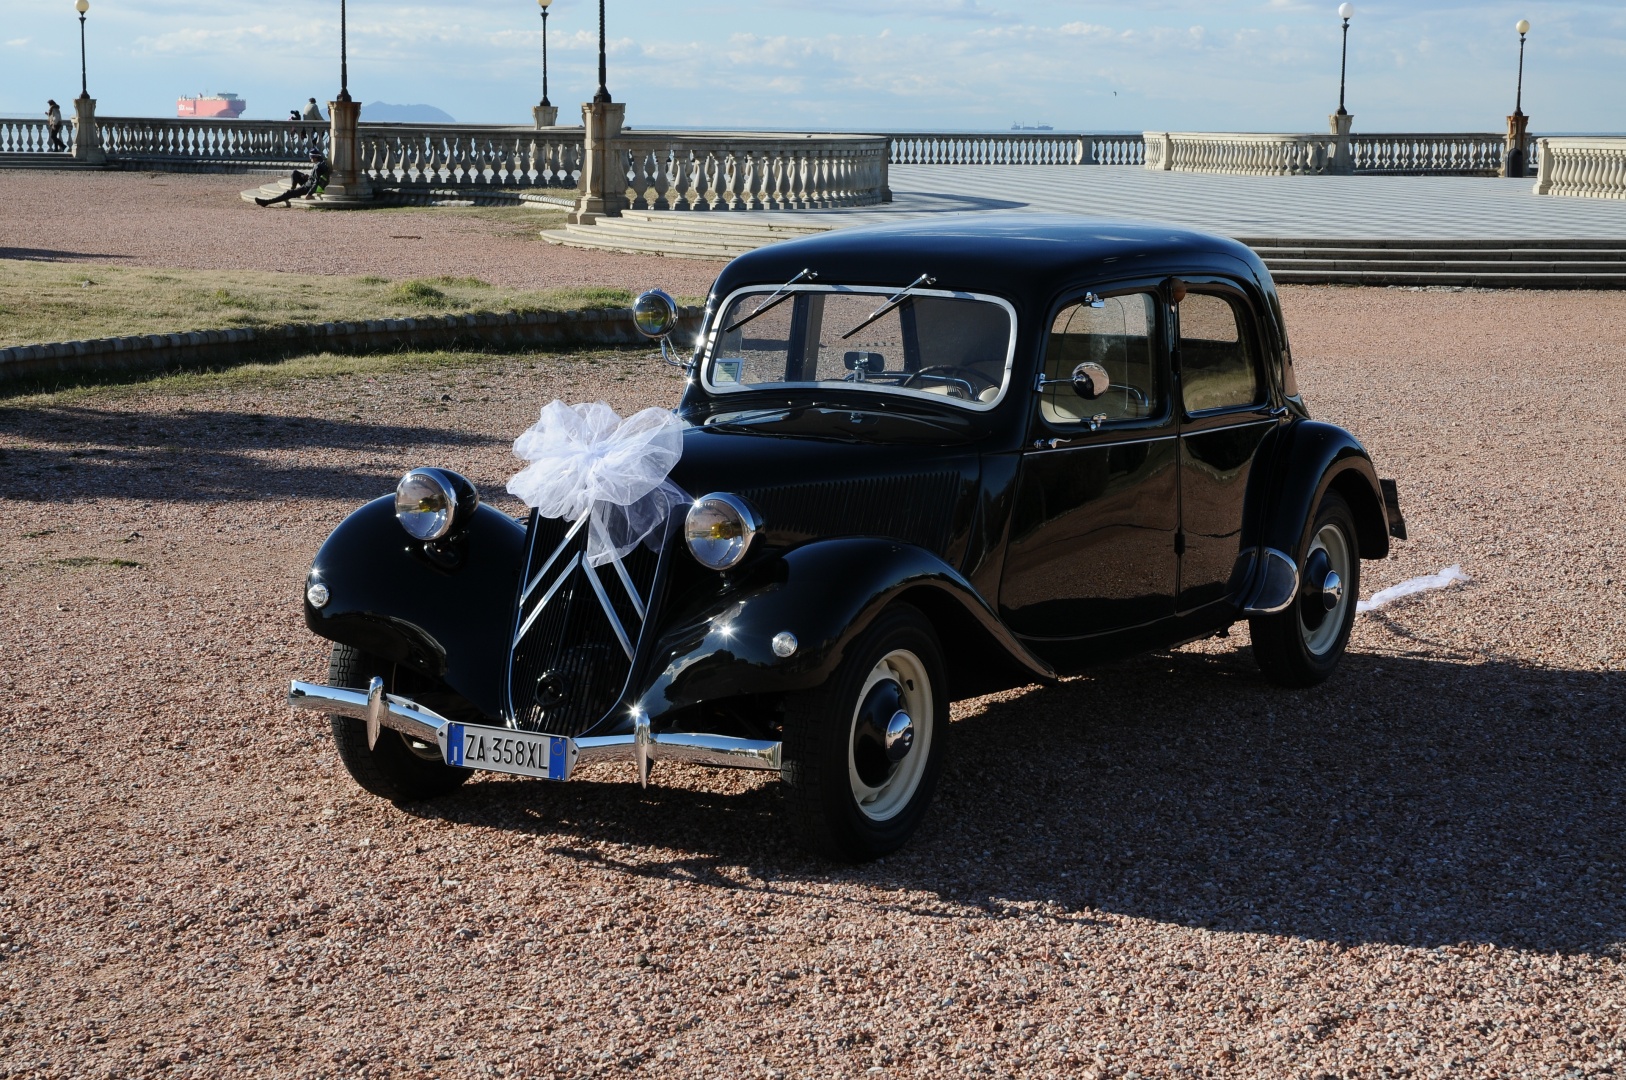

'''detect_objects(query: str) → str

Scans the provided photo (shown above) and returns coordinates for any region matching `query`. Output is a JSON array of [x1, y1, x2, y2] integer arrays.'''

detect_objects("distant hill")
[[363, 102, 456, 124]]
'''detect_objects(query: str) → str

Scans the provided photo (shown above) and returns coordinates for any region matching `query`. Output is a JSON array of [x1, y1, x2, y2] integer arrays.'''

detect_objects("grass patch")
[[1, 345, 655, 404], [0, 261, 654, 348]]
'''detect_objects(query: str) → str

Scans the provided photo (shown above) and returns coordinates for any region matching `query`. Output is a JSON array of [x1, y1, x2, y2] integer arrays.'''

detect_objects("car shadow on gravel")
[[0, 246, 133, 262], [0, 405, 502, 502], [401, 645, 1624, 956]]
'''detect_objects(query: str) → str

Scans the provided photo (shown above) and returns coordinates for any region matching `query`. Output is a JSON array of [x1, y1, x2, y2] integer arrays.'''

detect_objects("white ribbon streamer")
[[507, 400, 687, 567], [1356, 564, 1470, 614]]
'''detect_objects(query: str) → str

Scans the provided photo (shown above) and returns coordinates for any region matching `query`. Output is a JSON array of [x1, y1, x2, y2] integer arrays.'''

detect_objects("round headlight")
[[395, 468, 476, 542], [684, 492, 762, 571]]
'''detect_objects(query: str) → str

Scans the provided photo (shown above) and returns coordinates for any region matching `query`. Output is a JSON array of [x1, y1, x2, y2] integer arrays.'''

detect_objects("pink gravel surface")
[[1, 284, 1625, 1080], [0, 169, 725, 295]]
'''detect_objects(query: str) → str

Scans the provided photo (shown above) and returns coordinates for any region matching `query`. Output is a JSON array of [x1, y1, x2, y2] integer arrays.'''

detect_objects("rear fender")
[[630, 538, 1055, 726], [1235, 420, 1394, 613], [303, 496, 526, 720]]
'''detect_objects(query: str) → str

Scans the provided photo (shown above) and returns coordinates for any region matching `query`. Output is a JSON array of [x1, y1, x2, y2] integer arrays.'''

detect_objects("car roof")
[[710, 214, 1267, 303]]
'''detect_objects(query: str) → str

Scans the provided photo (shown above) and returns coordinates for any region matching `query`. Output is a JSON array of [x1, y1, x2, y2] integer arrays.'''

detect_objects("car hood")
[[668, 417, 980, 556]]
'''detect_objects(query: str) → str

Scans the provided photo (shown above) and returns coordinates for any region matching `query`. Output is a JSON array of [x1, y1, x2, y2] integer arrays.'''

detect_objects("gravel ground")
[[0, 170, 724, 295], [2, 280, 1625, 1080]]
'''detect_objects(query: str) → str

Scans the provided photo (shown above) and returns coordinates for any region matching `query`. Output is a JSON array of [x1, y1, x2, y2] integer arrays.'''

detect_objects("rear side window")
[[1040, 292, 1163, 425], [1179, 292, 1263, 414]]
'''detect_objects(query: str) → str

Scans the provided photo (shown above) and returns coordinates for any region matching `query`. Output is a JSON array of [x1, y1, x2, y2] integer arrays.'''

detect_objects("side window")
[[1040, 292, 1162, 425], [1179, 292, 1263, 413]]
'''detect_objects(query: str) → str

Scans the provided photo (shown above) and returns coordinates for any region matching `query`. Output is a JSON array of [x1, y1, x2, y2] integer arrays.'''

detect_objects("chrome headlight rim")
[[684, 491, 763, 571], [394, 467, 476, 543]]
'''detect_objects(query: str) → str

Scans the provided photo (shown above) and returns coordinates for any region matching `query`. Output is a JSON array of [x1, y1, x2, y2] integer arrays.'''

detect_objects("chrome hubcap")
[[884, 710, 914, 762], [1321, 569, 1344, 611], [1298, 523, 1353, 656]]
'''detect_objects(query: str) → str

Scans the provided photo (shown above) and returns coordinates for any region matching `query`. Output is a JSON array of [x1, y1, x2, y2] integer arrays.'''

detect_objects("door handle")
[[1032, 437, 1073, 450]]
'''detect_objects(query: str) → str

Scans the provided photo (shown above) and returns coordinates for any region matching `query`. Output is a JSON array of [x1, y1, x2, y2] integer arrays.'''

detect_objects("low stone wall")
[[1533, 138, 1626, 200], [0, 306, 702, 387]]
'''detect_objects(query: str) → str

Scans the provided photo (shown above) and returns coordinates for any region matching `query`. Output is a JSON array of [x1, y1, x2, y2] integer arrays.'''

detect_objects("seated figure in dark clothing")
[[256, 149, 331, 207]]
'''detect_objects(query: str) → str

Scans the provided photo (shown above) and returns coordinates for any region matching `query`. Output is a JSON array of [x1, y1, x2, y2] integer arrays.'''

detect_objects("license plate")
[[443, 722, 577, 782]]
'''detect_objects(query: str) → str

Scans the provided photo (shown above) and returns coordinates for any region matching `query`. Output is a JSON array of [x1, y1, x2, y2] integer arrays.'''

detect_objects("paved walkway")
[[745, 166, 1626, 240]]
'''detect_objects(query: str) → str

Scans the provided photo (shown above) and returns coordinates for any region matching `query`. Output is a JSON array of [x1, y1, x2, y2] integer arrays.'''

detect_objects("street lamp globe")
[[1516, 19, 1530, 35], [1338, 3, 1353, 18], [75, 0, 89, 12], [538, 0, 552, 8]]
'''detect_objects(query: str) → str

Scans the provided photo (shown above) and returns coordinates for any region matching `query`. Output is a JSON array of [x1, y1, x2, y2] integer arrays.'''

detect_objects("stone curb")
[[0, 306, 704, 386]]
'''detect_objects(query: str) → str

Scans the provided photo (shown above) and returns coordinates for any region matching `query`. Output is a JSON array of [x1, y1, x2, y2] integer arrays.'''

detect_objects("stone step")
[[1266, 257, 1626, 274], [1253, 247, 1626, 264], [1237, 236, 1626, 252], [543, 225, 763, 260], [614, 209, 834, 238], [562, 218, 805, 252], [0, 152, 104, 170], [1269, 268, 1626, 287]]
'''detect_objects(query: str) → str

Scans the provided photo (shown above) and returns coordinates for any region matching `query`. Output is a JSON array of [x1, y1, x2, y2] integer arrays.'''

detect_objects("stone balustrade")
[[1145, 129, 1540, 177], [619, 132, 889, 210], [1, 117, 76, 153], [886, 132, 1145, 166], [1353, 133, 1535, 175], [96, 116, 315, 164], [1533, 137, 1626, 199], [1145, 132, 1339, 175], [356, 124, 583, 188]]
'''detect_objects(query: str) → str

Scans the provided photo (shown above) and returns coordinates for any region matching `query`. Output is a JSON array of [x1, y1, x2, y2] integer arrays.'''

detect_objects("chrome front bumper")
[[287, 679, 782, 784]]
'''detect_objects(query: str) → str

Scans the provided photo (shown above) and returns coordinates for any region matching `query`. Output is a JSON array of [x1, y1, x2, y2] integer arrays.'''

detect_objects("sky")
[[4, 1, 1624, 133]]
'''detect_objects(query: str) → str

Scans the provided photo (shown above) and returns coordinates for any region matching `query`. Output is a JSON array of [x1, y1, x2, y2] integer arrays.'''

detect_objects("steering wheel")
[[901, 365, 997, 401]]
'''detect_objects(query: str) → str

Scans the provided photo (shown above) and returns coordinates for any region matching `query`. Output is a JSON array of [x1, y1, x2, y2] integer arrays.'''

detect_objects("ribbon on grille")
[[506, 400, 688, 567]]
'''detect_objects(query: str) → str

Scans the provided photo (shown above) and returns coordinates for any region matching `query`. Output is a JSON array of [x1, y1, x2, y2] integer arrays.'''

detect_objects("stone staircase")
[[548, 210, 1626, 287], [1242, 238, 1626, 289], [545, 210, 837, 260], [0, 152, 110, 170]]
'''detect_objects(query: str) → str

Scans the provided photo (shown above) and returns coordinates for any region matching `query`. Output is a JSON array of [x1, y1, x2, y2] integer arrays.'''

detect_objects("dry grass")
[[0, 259, 643, 348]]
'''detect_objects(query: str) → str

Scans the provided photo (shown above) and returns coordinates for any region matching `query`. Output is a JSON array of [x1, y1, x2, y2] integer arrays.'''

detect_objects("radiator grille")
[[744, 472, 961, 555], [506, 513, 661, 738]]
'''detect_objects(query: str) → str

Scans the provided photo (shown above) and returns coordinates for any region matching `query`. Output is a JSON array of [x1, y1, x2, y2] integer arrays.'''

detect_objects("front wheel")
[[780, 604, 947, 861], [1249, 490, 1361, 688], [326, 643, 469, 802]]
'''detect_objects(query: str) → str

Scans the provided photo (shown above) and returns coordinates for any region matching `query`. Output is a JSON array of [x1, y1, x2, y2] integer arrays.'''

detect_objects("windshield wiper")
[[838, 273, 936, 340], [721, 268, 817, 335]]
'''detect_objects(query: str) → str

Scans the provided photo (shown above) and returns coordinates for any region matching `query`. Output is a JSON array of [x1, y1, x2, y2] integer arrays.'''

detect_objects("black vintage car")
[[289, 215, 1405, 861]]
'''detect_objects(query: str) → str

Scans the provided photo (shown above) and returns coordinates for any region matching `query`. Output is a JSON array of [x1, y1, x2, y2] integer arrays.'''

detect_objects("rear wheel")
[[327, 644, 469, 802], [1250, 491, 1361, 688], [780, 605, 947, 861]]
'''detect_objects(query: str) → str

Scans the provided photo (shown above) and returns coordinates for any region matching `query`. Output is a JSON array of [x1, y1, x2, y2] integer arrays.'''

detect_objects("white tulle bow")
[[506, 400, 687, 567]]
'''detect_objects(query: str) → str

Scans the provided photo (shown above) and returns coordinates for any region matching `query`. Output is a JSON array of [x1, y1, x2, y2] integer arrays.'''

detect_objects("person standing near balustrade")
[[45, 100, 65, 152]]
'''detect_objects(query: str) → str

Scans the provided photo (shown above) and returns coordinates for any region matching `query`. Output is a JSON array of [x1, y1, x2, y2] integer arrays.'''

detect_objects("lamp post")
[[532, 0, 559, 126], [594, 0, 611, 104], [338, 0, 351, 102], [75, 0, 89, 97], [1336, 2, 1353, 116], [1506, 19, 1532, 178]]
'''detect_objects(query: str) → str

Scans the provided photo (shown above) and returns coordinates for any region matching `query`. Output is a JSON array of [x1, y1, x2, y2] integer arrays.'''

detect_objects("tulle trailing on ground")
[[1357, 564, 1471, 614]]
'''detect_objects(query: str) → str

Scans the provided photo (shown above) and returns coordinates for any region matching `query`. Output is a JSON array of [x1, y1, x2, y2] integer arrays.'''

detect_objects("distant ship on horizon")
[[177, 93, 246, 119], [1011, 122, 1054, 131]]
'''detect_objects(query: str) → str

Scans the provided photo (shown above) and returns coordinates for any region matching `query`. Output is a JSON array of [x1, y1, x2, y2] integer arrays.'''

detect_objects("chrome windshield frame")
[[698, 283, 1020, 413]]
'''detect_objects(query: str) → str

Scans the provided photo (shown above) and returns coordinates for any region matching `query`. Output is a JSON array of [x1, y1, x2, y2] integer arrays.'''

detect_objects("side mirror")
[[1071, 362, 1111, 400], [843, 351, 883, 374], [632, 289, 678, 340]]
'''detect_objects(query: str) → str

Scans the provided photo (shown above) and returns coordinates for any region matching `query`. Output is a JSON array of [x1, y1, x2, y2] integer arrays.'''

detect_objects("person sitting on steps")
[[256, 149, 331, 207]]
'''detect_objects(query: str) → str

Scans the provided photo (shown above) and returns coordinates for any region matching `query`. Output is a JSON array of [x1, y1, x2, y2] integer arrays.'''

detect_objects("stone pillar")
[[1503, 112, 1531, 178], [323, 98, 375, 205], [1328, 112, 1354, 175], [532, 104, 560, 128], [71, 93, 104, 165], [1531, 137, 1553, 195], [569, 101, 628, 224]]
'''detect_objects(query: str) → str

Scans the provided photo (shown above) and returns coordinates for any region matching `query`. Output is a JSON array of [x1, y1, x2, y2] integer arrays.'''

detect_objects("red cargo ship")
[[177, 93, 246, 119]]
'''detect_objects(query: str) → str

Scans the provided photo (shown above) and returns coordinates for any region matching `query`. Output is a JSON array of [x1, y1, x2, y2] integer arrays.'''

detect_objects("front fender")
[[629, 538, 1055, 725], [303, 496, 526, 720]]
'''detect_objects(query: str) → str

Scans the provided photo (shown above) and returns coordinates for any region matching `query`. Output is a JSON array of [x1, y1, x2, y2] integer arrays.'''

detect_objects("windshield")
[[702, 285, 1017, 410]]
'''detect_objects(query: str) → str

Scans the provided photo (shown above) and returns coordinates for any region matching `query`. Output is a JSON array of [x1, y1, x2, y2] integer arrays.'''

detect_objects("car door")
[[1175, 281, 1280, 612], [999, 286, 1179, 654]]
